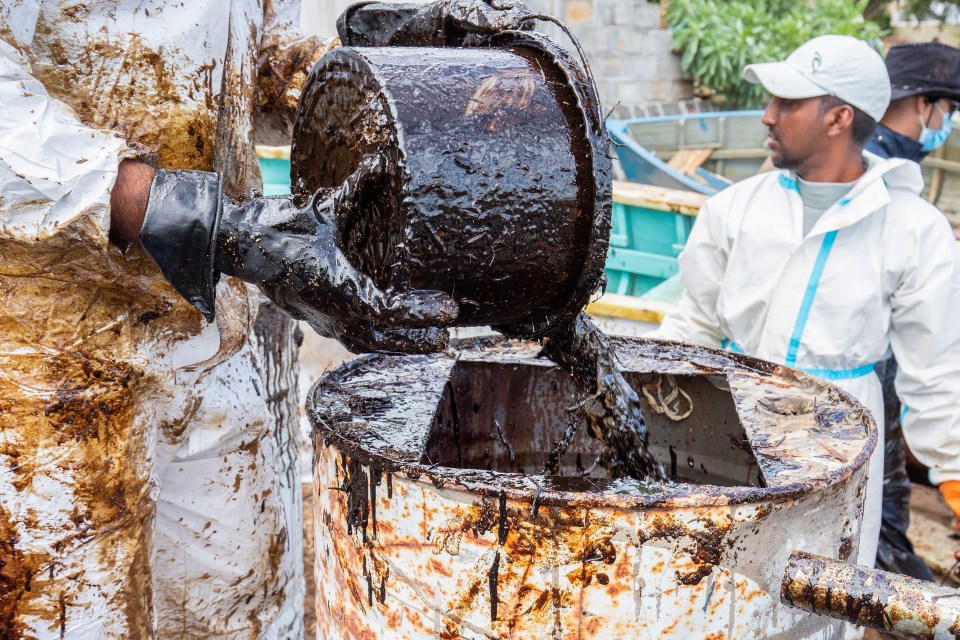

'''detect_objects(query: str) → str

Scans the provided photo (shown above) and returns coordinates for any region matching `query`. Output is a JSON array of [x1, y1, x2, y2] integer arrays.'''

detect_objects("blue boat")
[[607, 111, 768, 195], [599, 111, 769, 315]]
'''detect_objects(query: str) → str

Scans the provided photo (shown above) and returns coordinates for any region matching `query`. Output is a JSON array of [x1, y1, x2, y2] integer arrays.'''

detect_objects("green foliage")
[[666, 0, 886, 108], [898, 0, 960, 22]]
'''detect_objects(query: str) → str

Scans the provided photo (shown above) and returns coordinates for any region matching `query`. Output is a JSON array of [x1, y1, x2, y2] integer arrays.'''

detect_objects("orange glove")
[[940, 480, 960, 528]]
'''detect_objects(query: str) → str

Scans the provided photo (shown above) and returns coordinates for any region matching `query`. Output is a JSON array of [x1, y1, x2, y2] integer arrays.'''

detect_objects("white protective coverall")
[[653, 153, 960, 569], [0, 2, 332, 638]]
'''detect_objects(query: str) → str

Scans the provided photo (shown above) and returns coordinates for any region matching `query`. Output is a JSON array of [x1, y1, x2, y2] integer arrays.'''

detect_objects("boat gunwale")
[[608, 110, 766, 196]]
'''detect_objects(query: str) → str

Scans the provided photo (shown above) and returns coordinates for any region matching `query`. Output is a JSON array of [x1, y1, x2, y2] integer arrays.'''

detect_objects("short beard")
[[770, 146, 805, 171]]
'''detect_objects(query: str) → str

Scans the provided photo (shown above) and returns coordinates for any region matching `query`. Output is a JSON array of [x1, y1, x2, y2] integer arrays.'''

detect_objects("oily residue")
[[0, 345, 151, 638], [781, 550, 958, 635], [488, 550, 501, 621], [344, 455, 372, 542], [542, 312, 667, 482], [255, 35, 338, 145], [0, 502, 26, 639], [311, 336, 875, 639], [292, 32, 611, 336], [31, 25, 217, 171]]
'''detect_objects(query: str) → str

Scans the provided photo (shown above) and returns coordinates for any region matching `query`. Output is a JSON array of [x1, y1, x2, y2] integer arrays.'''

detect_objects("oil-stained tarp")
[[0, 1, 332, 637]]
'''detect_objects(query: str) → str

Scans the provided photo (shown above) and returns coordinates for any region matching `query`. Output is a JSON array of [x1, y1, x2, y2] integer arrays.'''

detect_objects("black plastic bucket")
[[291, 32, 610, 337]]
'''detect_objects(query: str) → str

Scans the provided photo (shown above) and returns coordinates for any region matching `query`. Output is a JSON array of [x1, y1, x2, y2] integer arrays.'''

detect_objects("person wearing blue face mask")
[[866, 41, 960, 162], [920, 98, 954, 150], [863, 40, 960, 587]]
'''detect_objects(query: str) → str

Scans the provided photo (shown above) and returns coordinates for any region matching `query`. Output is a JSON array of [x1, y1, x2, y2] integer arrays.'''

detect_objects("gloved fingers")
[[322, 154, 388, 227], [381, 289, 459, 328], [939, 480, 960, 528], [295, 236, 458, 330], [338, 326, 451, 355]]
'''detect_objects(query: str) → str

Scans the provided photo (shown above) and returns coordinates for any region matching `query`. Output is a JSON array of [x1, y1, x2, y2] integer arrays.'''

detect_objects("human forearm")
[[138, 162, 457, 352], [109, 160, 156, 246]]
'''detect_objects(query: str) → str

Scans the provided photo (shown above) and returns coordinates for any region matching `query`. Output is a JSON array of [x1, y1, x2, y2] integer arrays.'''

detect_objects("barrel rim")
[[308, 336, 877, 511]]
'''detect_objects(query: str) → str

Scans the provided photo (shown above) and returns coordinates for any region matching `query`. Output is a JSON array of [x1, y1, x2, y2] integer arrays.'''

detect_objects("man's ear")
[[824, 104, 855, 140]]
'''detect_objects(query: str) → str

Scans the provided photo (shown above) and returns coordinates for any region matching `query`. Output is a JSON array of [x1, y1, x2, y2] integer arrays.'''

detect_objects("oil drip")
[[542, 312, 667, 482]]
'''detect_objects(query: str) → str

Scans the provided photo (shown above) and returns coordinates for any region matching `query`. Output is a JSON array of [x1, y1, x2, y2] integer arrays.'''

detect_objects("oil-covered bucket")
[[291, 32, 611, 337]]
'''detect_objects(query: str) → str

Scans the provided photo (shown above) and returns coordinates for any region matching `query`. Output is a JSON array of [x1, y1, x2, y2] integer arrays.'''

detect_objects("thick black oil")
[[292, 26, 665, 481], [542, 311, 667, 482]]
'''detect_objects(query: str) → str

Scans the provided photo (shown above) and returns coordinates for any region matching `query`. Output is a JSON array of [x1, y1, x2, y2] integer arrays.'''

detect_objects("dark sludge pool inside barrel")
[[420, 359, 768, 490]]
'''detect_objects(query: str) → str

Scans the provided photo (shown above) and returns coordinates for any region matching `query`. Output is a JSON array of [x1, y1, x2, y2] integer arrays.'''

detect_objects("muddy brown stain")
[[0, 502, 26, 640]]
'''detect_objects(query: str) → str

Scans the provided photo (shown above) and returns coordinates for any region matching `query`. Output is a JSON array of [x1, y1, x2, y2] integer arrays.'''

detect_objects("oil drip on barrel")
[[488, 550, 501, 621]]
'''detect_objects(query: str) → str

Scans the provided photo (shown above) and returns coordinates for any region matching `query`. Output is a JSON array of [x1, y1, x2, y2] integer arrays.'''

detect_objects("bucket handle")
[[523, 12, 606, 130]]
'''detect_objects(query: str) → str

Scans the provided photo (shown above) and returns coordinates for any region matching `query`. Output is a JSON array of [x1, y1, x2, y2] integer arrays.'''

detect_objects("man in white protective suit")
[[0, 1, 529, 638], [652, 34, 960, 573]]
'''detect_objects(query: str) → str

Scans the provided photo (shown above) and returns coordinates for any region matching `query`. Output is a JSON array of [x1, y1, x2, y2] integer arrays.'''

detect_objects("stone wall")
[[523, 0, 697, 117], [300, 0, 703, 118]]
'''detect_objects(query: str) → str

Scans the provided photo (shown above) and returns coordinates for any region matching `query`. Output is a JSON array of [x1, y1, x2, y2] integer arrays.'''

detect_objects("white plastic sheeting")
[[0, 1, 330, 637]]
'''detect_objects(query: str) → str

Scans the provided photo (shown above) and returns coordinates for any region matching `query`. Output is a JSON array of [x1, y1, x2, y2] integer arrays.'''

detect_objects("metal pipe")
[[781, 550, 960, 639]]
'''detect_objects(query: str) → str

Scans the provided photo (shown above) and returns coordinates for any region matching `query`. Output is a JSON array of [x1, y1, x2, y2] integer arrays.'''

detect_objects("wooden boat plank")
[[587, 291, 677, 324], [612, 180, 707, 216], [666, 148, 714, 175], [654, 147, 769, 161]]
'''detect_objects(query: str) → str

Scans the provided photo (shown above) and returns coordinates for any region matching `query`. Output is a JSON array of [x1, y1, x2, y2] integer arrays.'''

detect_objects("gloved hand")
[[941, 480, 960, 528], [337, 0, 533, 48], [139, 156, 458, 354]]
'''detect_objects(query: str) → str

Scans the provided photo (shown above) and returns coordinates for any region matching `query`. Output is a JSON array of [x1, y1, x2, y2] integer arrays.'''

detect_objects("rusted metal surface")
[[310, 336, 876, 639], [782, 550, 960, 638]]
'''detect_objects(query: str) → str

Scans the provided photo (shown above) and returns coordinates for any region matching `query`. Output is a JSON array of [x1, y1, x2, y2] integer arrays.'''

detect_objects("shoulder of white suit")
[[862, 151, 925, 196]]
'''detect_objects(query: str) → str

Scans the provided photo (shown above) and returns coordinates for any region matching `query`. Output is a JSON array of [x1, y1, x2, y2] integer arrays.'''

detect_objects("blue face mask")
[[919, 103, 952, 152]]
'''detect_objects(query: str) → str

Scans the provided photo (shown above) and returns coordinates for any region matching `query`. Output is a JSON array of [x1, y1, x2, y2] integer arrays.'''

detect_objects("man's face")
[[761, 96, 827, 171]]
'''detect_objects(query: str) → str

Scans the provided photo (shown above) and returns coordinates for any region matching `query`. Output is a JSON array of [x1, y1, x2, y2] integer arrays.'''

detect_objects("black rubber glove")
[[337, 0, 533, 47], [139, 157, 458, 354]]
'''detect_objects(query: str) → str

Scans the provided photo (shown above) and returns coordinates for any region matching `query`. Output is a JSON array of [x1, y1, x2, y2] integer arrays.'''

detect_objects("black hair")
[[922, 94, 960, 110], [818, 95, 877, 146]]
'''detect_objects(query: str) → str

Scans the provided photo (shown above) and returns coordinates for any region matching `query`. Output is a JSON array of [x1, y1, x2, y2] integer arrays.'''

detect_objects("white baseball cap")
[[743, 35, 891, 121]]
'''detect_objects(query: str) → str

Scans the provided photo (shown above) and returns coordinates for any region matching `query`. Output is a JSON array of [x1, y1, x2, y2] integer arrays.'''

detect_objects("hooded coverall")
[[864, 124, 936, 581], [653, 153, 960, 570], [0, 2, 332, 637]]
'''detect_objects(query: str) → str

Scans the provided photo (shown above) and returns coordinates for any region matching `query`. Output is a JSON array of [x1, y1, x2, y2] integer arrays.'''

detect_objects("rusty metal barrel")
[[309, 337, 879, 639], [291, 32, 610, 337]]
